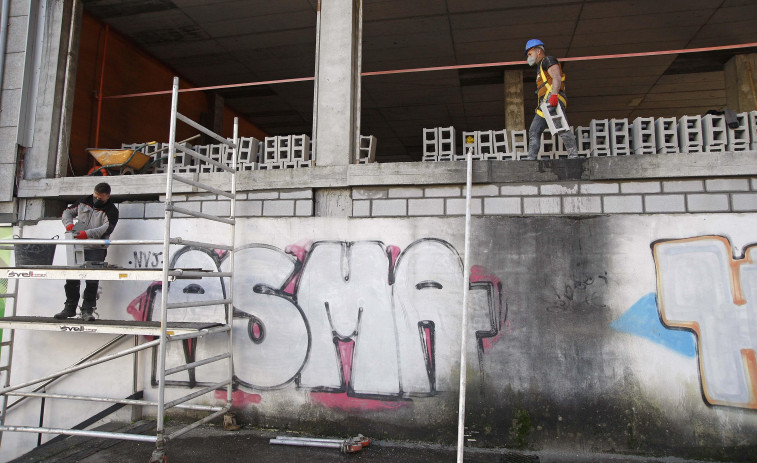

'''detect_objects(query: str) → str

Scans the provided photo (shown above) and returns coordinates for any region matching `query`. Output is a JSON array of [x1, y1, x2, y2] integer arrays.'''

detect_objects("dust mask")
[[527, 55, 536, 67]]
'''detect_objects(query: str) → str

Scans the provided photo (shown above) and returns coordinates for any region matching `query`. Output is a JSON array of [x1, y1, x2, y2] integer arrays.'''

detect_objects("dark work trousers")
[[64, 248, 107, 310]]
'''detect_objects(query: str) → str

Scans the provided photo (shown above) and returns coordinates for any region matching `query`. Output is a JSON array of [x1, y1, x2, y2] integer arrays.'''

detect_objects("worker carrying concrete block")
[[524, 39, 579, 160]]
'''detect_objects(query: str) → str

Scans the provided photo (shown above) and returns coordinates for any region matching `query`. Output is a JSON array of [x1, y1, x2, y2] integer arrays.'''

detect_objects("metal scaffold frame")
[[0, 76, 238, 462]]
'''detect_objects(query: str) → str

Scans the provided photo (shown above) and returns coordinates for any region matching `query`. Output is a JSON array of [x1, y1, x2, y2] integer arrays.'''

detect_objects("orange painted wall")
[[68, 12, 266, 176]]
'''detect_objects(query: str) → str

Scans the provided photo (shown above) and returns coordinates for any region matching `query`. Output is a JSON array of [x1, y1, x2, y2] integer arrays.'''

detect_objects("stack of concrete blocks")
[[120, 142, 170, 174], [749, 111, 757, 151], [537, 132, 556, 160], [422, 127, 456, 162], [630, 117, 656, 155], [460, 131, 485, 161], [356, 135, 377, 164], [677, 115, 704, 153], [510, 130, 528, 159], [493, 130, 513, 160], [575, 127, 592, 158], [258, 135, 311, 169], [610, 118, 631, 156], [727, 112, 751, 152], [701, 114, 728, 152], [654, 117, 679, 154], [590, 120, 612, 156], [291, 134, 312, 168]]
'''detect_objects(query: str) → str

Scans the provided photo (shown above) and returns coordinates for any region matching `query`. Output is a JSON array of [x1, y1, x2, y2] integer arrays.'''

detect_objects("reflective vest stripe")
[[536, 63, 567, 117]]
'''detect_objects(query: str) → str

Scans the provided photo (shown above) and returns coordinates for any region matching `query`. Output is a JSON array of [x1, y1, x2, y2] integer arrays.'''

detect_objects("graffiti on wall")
[[650, 235, 757, 410], [126, 239, 506, 409]]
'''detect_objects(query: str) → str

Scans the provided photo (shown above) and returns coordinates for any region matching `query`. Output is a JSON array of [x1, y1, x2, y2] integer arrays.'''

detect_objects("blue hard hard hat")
[[524, 39, 545, 55]]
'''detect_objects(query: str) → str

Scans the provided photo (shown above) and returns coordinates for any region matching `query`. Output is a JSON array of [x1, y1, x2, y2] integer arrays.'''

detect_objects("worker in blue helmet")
[[524, 39, 578, 160]]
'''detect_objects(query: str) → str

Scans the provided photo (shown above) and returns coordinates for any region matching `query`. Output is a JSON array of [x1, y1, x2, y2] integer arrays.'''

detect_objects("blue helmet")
[[524, 39, 545, 56]]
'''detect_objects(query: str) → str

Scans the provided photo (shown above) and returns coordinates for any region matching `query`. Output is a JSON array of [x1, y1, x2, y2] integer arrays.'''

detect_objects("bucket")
[[14, 235, 58, 266]]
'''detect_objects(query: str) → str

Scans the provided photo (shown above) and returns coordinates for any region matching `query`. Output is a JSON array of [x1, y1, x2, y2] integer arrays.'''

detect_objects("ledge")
[[15, 151, 757, 199]]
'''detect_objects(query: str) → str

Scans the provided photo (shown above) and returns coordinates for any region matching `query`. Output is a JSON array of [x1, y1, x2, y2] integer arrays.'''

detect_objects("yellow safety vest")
[[536, 61, 567, 117]]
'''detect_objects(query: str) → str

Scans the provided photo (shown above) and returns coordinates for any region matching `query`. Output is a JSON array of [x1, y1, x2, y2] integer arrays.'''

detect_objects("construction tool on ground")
[[270, 434, 370, 453], [540, 100, 570, 135]]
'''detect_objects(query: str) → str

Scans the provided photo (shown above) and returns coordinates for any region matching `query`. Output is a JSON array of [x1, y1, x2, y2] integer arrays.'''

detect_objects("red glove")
[[65, 223, 74, 231], [548, 94, 559, 107], [75, 230, 87, 239]]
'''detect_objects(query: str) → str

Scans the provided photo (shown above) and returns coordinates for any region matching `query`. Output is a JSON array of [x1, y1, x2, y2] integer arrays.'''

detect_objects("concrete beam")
[[15, 152, 757, 200], [724, 54, 757, 113]]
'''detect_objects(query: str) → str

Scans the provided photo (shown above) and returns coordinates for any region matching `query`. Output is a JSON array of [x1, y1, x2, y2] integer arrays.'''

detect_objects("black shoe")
[[54, 305, 77, 319], [81, 310, 96, 322]]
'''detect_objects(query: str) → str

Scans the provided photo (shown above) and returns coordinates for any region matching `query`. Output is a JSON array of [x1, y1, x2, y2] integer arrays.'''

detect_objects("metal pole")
[[455, 147, 474, 463], [227, 117, 238, 405]]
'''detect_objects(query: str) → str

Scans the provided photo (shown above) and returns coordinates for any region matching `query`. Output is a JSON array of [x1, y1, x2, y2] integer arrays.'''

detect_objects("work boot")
[[54, 304, 77, 319], [80, 309, 96, 322]]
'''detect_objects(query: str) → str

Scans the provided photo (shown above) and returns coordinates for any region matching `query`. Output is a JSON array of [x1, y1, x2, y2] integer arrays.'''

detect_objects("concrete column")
[[724, 54, 757, 112], [312, 0, 362, 167], [504, 69, 525, 131]]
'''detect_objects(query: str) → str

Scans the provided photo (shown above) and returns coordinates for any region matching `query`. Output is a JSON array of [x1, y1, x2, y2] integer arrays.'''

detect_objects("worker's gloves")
[[75, 231, 87, 240], [65, 224, 74, 231], [548, 94, 559, 107]]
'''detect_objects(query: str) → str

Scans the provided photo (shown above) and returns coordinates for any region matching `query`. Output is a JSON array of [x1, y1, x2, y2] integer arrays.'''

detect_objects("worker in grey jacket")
[[55, 182, 119, 321]]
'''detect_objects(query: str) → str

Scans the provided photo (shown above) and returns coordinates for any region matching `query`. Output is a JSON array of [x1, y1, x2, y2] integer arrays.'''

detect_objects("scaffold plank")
[[0, 316, 221, 336]]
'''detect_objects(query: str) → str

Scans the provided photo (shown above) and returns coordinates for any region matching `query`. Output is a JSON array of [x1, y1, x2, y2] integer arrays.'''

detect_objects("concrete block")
[[662, 180, 704, 193], [500, 184, 539, 195], [202, 200, 231, 217], [493, 130, 511, 159], [510, 130, 528, 154], [562, 196, 602, 214], [186, 194, 217, 201], [540, 183, 579, 195], [145, 202, 166, 218], [264, 137, 278, 163], [277, 135, 293, 162], [483, 197, 521, 215], [408, 198, 445, 216], [237, 137, 260, 164], [610, 118, 631, 156], [352, 187, 388, 200], [296, 199, 314, 216], [655, 117, 679, 154], [0, 162, 15, 201], [590, 119, 612, 156], [478, 130, 495, 160], [2, 52, 25, 90], [352, 200, 371, 217], [172, 201, 202, 218], [580, 182, 619, 194], [446, 198, 482, 215], [462, 131, 479, 159], [732, 193, 757, 211], [297, 160, 313, 168], [750, 111, 757, 149], [263, 200, 295, 216], [631, 117, 656, 155], [687, 194, 729, 212], [424, 186, 461, 197], [117, 202, 145, 219], [438, 126, 456, 157], [280, 189, 314, 199], [573, 126, 591, 158], [678, 115, 704, 153], [603, 195, 642, 213], [705, 178, 750, 192], [465, 184, 499, 197], [752, 178, 757, 190], [727, 112, 751, 151], [0, 88, 21, 127], [423, 127, 439, 159], [6, 16, 28, 54], [372, 199, 407, 216], [644, 195, 686, 213], [388, 187, 424, 198], [523, 197, 560, 214], [539, 132, 555, 157], [248, 191, 280, 200], [236, 200, 263, 216], [702, 114, 727, 152], [292, 134, 311, 162], [620, 181, 661, 194], [356, 135, 376, 164]]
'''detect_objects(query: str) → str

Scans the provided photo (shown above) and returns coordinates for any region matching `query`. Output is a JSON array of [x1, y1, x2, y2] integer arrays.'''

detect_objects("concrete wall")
[[3, 193, 757, 460]]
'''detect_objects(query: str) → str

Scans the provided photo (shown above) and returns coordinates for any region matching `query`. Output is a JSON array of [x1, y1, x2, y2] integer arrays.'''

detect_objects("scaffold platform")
[[0, 316, 223, 337]]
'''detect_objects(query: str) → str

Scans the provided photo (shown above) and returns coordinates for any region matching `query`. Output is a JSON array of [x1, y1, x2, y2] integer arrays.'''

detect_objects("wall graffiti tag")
[[653, 235, 757, 410], [126, 239, 506, 409]]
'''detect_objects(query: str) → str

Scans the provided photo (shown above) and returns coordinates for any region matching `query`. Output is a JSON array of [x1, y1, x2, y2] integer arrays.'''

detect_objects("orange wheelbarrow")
[[86, 136, 200, 176]]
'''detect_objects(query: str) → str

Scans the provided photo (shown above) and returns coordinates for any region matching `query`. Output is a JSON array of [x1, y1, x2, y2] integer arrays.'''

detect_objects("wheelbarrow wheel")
[[120, 166, 136, 175]]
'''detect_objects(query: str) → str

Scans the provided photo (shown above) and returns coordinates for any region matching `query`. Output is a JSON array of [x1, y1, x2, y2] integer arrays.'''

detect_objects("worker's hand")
[[548, 94, 559, 107], [65, 224, 74, 231], [75, 230, 87, 240]]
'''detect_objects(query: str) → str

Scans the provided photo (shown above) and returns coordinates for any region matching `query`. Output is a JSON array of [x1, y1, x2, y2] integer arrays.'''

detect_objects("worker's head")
[[524, 39, 545, 66], [93, 182, 111, 206]]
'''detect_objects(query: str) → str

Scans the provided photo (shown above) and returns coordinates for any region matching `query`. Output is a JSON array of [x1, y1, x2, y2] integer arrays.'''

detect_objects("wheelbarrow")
[[86, 135, 200, 176]]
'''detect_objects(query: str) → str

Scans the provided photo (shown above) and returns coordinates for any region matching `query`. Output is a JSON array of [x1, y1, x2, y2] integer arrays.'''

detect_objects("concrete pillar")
[[724, 54, 757, 112], [312, 0, 362, 167], [504, 70, 525, 131]]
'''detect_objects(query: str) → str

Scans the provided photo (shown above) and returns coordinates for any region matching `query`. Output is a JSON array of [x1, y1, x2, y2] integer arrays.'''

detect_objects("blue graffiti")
[[611, 293, 696, 358]]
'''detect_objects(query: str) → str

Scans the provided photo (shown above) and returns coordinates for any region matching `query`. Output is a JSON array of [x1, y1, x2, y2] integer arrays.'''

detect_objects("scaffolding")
[[0, 77, 238, 462]]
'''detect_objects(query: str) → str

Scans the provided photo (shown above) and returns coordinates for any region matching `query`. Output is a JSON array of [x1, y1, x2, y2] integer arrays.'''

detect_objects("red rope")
[[102, 42, 757, 100]]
